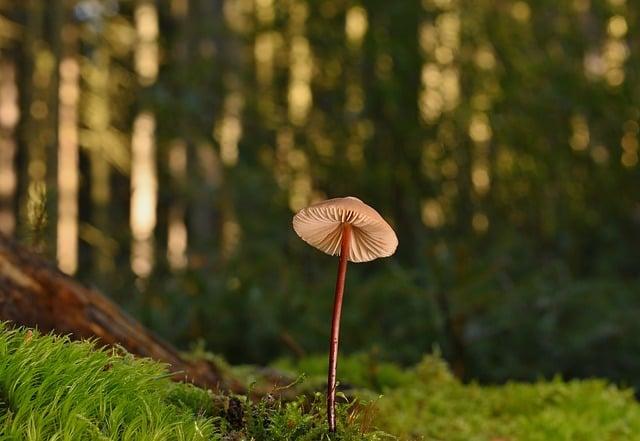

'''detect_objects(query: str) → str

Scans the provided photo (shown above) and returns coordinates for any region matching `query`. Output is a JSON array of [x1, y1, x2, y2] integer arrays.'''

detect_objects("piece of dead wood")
[[0, 234, 245, 393]]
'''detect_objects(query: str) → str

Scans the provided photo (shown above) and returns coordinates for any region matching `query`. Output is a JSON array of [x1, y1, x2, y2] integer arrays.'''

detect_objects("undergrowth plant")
[[0, 325, 216, 440], [2, 323, 640, 440], [277, 353, 640, 440], [0, 324, 387, 440]]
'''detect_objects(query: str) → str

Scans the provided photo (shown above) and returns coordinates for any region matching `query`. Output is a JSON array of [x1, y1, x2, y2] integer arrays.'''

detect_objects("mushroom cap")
[[292, 196, 398, 263]]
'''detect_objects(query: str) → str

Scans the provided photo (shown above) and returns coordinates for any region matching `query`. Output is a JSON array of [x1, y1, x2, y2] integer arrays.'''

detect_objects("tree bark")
[[0, 234, 242, 393]]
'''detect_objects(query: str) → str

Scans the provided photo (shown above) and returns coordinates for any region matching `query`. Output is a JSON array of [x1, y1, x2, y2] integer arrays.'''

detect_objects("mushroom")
[[292, 196, 398, 432]]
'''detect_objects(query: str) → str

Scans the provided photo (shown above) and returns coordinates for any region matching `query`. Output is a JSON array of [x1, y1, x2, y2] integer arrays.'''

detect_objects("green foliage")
[[0, 324, 384, 440], [375, 355, 640, 440], [2, 324, 640, 440], [0, 324, 217, 440], [274, 352, 412, 392], [233, 393, 389, 441], [462, 268, 640, 389], [280, 353, 640, 440]]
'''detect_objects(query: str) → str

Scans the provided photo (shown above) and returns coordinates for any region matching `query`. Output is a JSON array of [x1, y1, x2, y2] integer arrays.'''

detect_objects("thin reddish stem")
[[327, 223, 351, 432]]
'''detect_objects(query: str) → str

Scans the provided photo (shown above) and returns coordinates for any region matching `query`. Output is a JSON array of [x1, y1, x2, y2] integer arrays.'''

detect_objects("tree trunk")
[[0, 234, 242, 393]]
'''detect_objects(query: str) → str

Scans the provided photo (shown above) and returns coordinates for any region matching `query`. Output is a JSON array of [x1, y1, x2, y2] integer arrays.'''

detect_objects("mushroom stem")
[[327, 223, 351, 432]]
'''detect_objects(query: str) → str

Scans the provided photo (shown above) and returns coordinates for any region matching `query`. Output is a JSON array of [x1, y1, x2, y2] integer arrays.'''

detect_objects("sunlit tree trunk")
[[0, 4, 21, 237], [130, 0, 159, 279], [0, 59, 19, 236], [56, 9, 80, 275]]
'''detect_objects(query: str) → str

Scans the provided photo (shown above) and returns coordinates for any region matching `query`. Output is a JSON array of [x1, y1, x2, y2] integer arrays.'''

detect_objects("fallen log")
[[0, 234, 243, 393]]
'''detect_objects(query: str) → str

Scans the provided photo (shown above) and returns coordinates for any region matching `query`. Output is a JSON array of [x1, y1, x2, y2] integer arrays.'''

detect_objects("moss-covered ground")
[[1, 324, 640, 440], [278, 354, 640, 440]]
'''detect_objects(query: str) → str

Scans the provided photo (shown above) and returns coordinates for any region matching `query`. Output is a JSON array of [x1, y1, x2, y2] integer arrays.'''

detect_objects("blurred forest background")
[[0, 0, 639, 390]]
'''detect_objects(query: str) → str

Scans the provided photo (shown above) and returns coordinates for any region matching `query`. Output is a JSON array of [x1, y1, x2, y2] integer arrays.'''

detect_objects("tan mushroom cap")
[[292, 196, 398, 263]]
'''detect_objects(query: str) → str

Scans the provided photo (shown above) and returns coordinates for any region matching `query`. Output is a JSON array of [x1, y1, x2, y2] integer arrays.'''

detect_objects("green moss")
[[0, 325, 217, 440], [374, 356, 640, 440], [2, 324, 640, 440], [274, 352, 411, 392], [0, 324, 385, 440], [275, 353, 640, 440]]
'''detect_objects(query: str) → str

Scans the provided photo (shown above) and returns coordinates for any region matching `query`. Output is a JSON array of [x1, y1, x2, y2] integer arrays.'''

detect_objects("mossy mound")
[[278, 353, 640, 440], [0, 324, 382, 440], [2, 324, 640, 440], [379, 356, 640, 440]]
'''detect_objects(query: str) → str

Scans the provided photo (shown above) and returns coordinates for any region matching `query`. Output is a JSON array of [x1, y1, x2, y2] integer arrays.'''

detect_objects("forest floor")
[[1, 324, 640, 440]]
